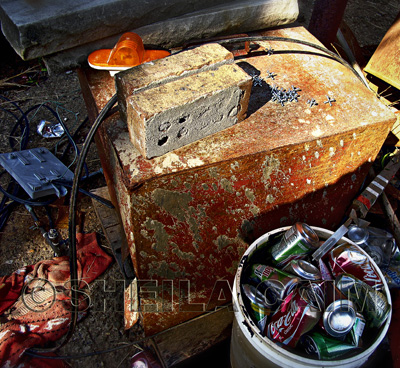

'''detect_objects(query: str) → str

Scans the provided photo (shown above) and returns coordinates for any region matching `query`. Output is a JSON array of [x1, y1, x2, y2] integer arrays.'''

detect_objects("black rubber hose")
[[27, 94, 118, 354]]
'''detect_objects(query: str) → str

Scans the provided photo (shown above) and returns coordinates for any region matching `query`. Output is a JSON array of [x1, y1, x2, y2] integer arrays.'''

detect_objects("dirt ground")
[[0, 0, 399, 367]]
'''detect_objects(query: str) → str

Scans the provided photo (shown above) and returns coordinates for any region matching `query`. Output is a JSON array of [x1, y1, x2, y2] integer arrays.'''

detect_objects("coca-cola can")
[[328, 243, 383, 289], [266, 286, 322, 347], [270, 223, 320, 267]]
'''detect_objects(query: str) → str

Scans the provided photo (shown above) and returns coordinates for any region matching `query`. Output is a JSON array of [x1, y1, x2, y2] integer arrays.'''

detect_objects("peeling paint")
[[316, 140, 323, 147], [353, 133, 357, 139], [325, 114, 335, 121], [306, 179, 311, 184], [209, 167, 218, 179], [315, 151, 320, 159], [340, 140, 344, 147], [145, 218, 170, 252], [231, 161, 239, 170], [329, 147, 335, 157], [311, 123, 321, 134], [172, 244, 195, 260], [262, 155, 281, 187], [304, 143, 310, 151], [245, 188, 255, 202], [221, 178, 234, 193], [266, 194, 275, 203], [148, 260, 185, 278], [154, 153, 184, 174], [187, 157, 205, 167], [250, 204, 260, 215], [153, 188, 192, 222], [215, 234, 234, 251]]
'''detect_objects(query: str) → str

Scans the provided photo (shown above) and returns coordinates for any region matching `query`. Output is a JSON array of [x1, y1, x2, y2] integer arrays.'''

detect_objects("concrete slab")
[[40, 0, 299, 73], [0, 0, 230, 60]]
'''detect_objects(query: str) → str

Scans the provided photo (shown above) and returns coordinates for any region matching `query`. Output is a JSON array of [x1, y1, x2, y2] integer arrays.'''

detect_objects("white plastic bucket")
[[230, 226, 392, 368]]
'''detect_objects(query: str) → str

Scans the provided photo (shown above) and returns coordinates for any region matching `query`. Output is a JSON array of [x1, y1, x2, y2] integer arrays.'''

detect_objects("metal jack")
[[25, 204, 63, 256]]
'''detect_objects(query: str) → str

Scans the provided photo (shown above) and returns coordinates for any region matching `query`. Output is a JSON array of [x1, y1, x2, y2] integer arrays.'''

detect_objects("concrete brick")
[[126, 63, 252, 159], [115, 43, 234, 124]]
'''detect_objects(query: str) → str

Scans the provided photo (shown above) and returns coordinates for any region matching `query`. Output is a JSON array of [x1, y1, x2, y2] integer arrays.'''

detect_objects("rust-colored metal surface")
[[79, 26, 395, 336], [364, 12, 400, 90]]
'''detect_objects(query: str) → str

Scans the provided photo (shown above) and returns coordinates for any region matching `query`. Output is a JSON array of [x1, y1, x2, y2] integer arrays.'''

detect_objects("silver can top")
[[284, 259, 322, 280], [296, 223, 320, 248], [347, 226, 369, 245], [323, 299, 356, 337], [242, 284, 272, 308]]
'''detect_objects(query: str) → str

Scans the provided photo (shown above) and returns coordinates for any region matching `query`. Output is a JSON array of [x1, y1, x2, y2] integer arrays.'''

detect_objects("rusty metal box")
[[79, 26, 395, 335]]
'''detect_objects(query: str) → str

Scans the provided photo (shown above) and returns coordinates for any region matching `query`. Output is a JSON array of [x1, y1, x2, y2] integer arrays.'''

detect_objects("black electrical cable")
[[216, 35, 370, 89], [27, 94, 118, 355], [60, 117, 89, 161], [52, 179, 114, 209]]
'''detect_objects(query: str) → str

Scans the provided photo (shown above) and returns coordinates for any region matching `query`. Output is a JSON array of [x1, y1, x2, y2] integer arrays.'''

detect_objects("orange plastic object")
[[88, 32, 170, 72]]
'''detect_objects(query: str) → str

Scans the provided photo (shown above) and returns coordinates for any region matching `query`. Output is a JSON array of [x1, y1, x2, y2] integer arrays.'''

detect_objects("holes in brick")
[[177, 127, 188, 138], [158, 136, 168, 146], [178, 117, 187, 124], [159, 121, 171, 132]]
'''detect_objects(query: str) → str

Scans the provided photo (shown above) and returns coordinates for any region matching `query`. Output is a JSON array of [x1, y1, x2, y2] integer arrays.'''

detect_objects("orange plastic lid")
[[88, 32, 170, 72]]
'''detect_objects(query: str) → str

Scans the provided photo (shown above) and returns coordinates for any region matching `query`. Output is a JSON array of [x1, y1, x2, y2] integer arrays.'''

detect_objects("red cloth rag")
[[0, 233, 113, 368]]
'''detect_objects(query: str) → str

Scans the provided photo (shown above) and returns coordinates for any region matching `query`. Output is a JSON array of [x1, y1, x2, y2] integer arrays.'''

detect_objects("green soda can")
[[301, 332, 360, 359], [347, 313, 366, 347], [335, 273, 390, 329], [242, 284, 272, 332], [270, 223, 320, 267], [250, 264, 300, 303]]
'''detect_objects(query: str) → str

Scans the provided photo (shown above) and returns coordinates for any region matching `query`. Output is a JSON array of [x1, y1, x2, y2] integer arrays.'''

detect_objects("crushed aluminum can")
[[266, 286, 322, 347], [301, 331, 360, 359], [322, 299, 357, 338], [319, 258, 334, 280], [335, 273, 390, 329], [270, 223, 320, 267], [250, 264, 300, 304], [242, 283, 273, 332], [347, 312, 366, 347], [282, 259, 322, 281], [37, 120, 65, 138], [347, 225, 369, 246], [328, 243, 383, 289]]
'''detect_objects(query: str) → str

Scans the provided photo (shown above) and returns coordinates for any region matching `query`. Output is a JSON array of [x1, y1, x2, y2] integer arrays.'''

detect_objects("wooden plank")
[[152, 306, 233, 367], [91, 186, 133, 280]]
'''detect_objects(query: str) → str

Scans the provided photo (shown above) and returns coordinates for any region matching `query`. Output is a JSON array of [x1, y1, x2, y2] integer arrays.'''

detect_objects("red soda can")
[[327, 243, 383, 289], [266, 286, 323, 347]]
